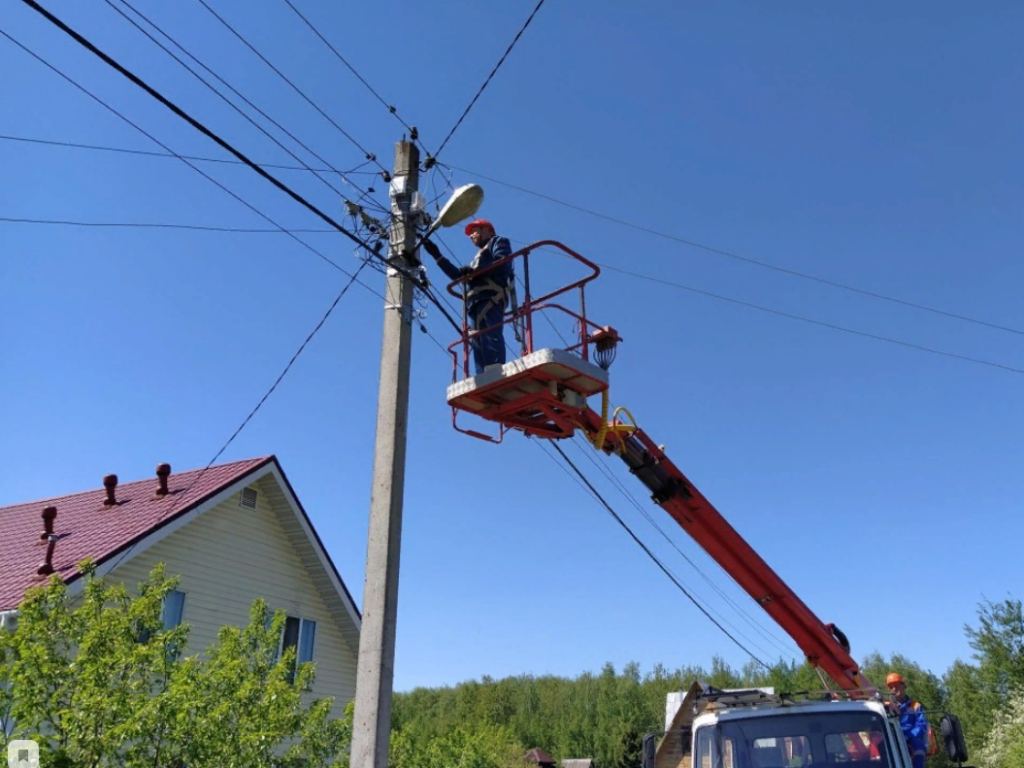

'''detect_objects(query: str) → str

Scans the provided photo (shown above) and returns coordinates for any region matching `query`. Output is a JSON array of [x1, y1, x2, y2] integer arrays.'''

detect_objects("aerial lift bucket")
[[444, 240, 621, 443]]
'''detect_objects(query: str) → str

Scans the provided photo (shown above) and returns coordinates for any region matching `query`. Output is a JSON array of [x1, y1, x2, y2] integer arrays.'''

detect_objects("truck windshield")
[[695, 711, 892, 768]]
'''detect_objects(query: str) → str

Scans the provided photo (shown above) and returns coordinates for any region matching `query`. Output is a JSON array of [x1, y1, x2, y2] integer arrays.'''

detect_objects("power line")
[[446, 163, 1024, 339], [100, 0, 370, 213], [0, 25, 380, 294], [0, 133, 378, 174], [499, 235, 1024, 378], [13, 0, 378, 255], [567, 435, 801, 660], [104, 0, 386, 213], [602, 262, 1024, 376], [430, 0, 546, 164], [193, 0, 387, 173], [0, 217, 338, 232], [10, 206, 1020, 377], [206, 260, 369, 472], [542, 439, 770, 670], [279, 0, 427, 153], [107, 260, 368, 575]]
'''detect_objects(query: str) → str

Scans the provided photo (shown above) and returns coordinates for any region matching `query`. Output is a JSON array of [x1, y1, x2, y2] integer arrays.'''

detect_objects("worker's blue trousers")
[[470, 302, 507, 375]]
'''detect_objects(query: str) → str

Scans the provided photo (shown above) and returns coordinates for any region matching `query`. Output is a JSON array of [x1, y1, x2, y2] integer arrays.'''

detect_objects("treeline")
[[391, 598, 1024, 768]]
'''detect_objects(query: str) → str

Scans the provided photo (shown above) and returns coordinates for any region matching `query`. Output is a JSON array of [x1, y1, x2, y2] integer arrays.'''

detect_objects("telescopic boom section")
[[573, 407, 876, 695]]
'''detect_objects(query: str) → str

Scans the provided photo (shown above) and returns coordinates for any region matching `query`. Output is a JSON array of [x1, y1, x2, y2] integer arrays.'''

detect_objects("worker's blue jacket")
[[431, 235, 513, 316], [897, 698, 928, 763]]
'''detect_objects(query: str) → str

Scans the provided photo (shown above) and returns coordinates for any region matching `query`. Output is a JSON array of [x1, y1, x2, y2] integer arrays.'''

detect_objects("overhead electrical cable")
[[107, 260, 369, 574], [568, 435, 802, 660], [0, 133, 378, 174], [501, 236, 1024, 377], [192, 0, 387, 173], [446, 164, 1024, 338], [0, 25, 380, 293], [10, 0, 408, 283], [602, 263, 1024, 376], [430, 0, 546, 164], [0, 217, 341, 233], [542, 439, 771, 670], [100, 0, 383, 215], [11, 0, 373, 248], [279, 0, 430, 155], [8, 204, 1020, 376], [105, 0, 386, 212]]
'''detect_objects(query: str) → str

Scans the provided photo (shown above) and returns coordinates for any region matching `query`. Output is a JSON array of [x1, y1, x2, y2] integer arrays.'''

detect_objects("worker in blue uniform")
[[422, 218, 513, 375], [887, 673, 928, 768]]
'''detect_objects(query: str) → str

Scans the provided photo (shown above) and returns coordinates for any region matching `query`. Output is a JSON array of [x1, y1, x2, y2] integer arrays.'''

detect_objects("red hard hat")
[[886, 673, 904, 687], [464, 218, 494, 236]]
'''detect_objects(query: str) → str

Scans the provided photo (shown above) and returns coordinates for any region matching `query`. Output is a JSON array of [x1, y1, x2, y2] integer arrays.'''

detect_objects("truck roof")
[[694, 698, 890, 728]]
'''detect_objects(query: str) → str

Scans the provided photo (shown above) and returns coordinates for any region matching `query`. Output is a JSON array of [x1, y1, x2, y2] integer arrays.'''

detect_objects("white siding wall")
[[109, 483, 357, 720]]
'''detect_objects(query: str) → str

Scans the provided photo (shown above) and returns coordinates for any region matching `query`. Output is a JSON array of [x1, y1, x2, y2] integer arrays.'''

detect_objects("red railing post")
[[523, 250, 534, 354], [578, 284, 588, 361]]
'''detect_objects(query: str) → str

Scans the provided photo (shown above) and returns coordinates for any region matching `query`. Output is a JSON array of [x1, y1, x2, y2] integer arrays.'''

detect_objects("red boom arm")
[[576, 407, 876, 695]]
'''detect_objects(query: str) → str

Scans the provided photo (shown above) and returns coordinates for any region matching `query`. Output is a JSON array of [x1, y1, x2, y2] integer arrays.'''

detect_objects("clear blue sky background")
[[2, 0, 1023, 692]]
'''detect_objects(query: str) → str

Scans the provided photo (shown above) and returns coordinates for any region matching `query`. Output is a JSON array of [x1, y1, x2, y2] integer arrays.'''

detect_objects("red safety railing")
[[444, 240, 619, 443], [445, 240, 605, 380]]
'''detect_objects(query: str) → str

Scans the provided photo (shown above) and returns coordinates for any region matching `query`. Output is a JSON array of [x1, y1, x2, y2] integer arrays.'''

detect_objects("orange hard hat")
[[886, 673, 905, 687], [464, 218, 494, 236]]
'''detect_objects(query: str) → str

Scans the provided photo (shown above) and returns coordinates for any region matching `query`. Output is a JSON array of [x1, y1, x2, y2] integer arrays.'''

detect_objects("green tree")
[[945, 598, 1024, 753], [977, 687, 1024, 768], [390, 723, 525, 768], [0, 562, 350, 768]]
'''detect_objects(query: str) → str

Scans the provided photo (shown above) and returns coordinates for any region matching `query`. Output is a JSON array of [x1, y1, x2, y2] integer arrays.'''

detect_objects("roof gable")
[[0, 457, 360, 640]]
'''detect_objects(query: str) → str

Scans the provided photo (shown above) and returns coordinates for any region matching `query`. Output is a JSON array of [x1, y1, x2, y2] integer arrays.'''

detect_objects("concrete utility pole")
[[351, 138, 420, 768]]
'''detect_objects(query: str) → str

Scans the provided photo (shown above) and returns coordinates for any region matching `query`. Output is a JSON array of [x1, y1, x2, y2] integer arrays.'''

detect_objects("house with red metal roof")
[[0, 455, 360, 718]]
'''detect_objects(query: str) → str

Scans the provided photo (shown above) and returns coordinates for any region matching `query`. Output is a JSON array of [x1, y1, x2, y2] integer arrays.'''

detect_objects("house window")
[[162, 590, 186, 629], [137, 590, 186, 643], [281, 617, 316, 663], [276, 616, 316, 682]]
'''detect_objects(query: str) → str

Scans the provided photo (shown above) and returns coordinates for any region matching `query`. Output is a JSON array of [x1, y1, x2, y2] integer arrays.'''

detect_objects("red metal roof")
[[0, 457, 273, 610]]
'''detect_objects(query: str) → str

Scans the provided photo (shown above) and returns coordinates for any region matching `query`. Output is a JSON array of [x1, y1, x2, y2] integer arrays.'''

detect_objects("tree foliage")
[[391, 596, 1024, 768], [0, 562, 350, 768], [978, 687, 1024, 768]]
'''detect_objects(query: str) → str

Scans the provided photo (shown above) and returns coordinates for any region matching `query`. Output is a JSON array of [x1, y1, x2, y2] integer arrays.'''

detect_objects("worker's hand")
[[421, 238, 443, 261]]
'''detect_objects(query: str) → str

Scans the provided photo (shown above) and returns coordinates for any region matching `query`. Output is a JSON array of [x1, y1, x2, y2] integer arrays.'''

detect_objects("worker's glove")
[[421, 238, 443, 261]]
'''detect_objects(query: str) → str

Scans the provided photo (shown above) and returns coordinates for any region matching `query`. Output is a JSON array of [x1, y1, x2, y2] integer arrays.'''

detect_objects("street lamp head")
[[426, 183, 484, 236]]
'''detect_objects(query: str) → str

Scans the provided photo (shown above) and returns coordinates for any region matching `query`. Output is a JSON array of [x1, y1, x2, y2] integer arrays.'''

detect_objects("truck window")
[[752, 736, 811, 767], [695, 727, 735, 768], [715, 711, 891, 768]]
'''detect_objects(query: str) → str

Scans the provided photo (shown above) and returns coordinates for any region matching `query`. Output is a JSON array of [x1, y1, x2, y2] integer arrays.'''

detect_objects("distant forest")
[[389, 598, 1024, 768]]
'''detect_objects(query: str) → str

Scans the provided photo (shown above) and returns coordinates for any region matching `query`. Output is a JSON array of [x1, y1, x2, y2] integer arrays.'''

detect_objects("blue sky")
[[2, 0, 1023, 692]]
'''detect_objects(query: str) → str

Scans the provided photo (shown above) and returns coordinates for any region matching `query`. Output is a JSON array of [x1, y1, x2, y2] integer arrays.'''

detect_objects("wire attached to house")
[[543, 439, 772, 671], [105, 260, 370, 576], [446, 164, 1024, 338], [428, 0, 546, 165]]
